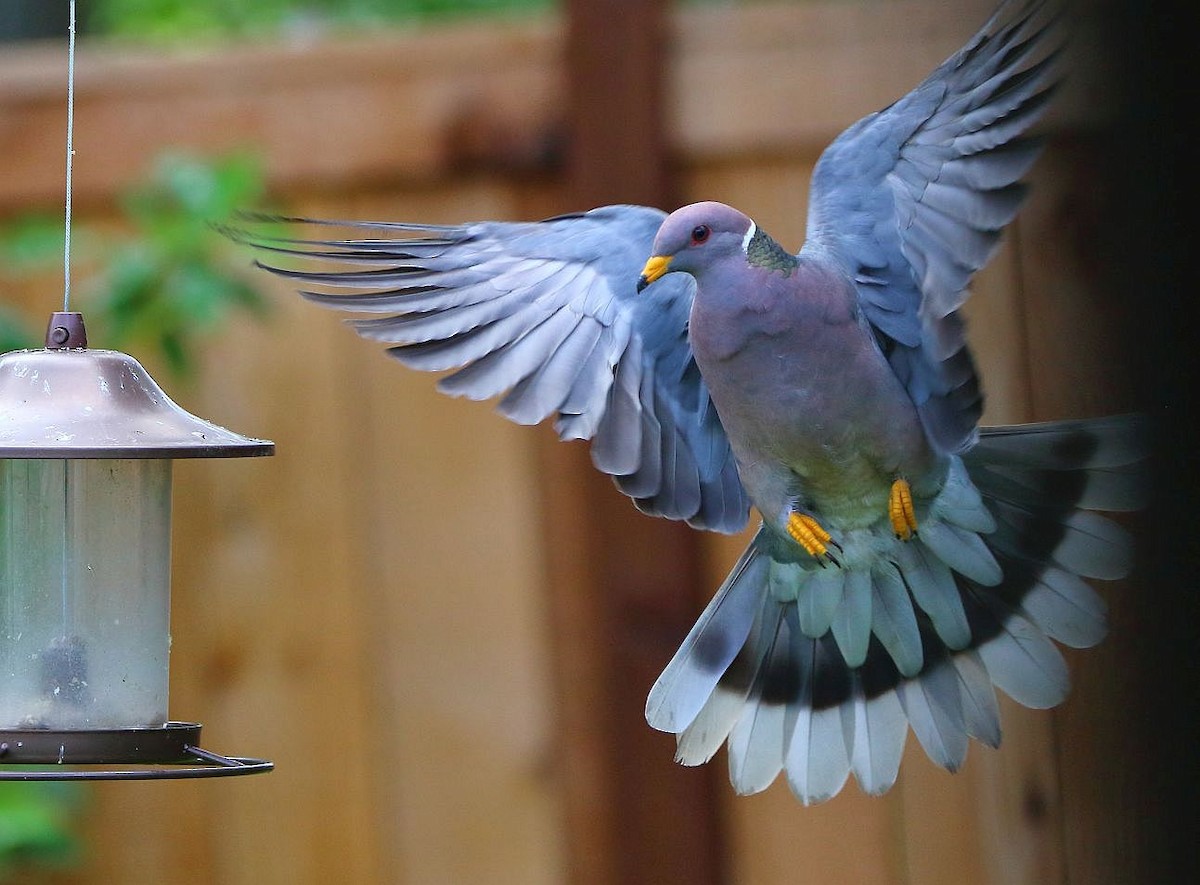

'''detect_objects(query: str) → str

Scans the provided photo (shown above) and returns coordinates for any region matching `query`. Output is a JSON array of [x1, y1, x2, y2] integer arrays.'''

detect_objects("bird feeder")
[[0, 312, 274, 779]]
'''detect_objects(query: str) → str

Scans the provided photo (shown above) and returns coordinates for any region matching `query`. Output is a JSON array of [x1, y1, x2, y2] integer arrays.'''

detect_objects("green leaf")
[[0, 305, 39, 353], [87, 0, 553, 43], [0, 781, 84, 876], [103, 153, 275, 378], [2, 150, 274, 380], [0, 216, 65, 274]]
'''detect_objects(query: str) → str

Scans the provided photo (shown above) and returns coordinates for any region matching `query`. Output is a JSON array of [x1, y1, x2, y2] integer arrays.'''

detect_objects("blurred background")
[[1, 1, 1193, 883]]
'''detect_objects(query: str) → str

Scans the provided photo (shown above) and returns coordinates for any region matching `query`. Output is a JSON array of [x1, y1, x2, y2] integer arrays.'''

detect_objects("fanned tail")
[[645, 415, 1148, 804]]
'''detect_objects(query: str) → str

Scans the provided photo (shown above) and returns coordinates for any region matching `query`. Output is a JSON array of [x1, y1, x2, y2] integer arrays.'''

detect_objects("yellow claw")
[[787, 512, 833, 559], [889, 477, 917, 540]]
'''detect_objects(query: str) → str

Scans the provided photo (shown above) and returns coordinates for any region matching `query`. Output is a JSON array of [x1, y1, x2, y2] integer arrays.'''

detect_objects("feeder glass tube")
[[2, 457, 172, 729]]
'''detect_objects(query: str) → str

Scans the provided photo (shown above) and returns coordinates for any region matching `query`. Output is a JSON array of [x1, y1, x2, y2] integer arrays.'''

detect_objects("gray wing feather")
[[972, 593, 1070, 709], [803, 0, 1064, 455], [899, 657, 969, 772], [727, 606, 790, 795], [870, 564, 923, 678], [645, 535, 768, 734], [438, 308, 578, 401], [498, 320, 604, 424], [844, 677, 908, 797], [953, 649, 1002, 747], [237, 207, 750, 533], [590, 331, 643, 474]]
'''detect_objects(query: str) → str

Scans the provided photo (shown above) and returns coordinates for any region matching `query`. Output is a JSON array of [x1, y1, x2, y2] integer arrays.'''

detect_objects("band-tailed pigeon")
[[235, 0, 1146, 804]]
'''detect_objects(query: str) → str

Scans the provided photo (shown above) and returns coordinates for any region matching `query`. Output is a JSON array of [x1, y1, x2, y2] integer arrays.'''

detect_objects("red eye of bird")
[[691, 224, 711, 244]]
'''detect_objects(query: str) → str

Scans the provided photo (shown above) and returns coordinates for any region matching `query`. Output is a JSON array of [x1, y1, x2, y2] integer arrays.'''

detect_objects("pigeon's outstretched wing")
[[802, 0, 1063, 455], [233, 206, 750, 533]]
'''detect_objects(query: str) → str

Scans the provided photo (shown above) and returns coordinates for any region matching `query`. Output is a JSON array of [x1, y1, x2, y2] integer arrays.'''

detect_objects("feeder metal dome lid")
[[0, 318, 273, 459]]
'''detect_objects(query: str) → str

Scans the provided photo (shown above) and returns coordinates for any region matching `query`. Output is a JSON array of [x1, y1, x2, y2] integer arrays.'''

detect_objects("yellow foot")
[[889, 477, 917, 540], [786, 513, 841, 566]]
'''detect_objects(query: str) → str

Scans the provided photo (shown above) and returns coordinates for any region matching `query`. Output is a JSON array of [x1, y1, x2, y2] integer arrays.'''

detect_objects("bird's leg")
[[786, 512, 842, 567], [888, 477, 917, 540]]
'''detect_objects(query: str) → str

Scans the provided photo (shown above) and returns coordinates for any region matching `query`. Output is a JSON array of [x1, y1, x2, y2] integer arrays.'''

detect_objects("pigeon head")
[[637, 201, 755, 292]]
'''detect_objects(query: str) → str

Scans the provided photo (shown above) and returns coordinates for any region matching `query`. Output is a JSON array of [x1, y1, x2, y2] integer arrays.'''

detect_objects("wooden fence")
[[0, 1, 1179, 883]]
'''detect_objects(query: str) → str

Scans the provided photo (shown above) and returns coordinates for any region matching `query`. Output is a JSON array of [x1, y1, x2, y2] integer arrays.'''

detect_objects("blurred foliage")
[[0, 152, 273, 379], [0, 305, 37, 355], [93, 152, 272, 377], [0, 215, 69, 275], [86, 0, 554, 42], [0, 781, 85, 880]]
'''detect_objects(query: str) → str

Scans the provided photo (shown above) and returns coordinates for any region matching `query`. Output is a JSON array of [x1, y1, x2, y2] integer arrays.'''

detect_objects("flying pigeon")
[[234, 0, 1146, 804]]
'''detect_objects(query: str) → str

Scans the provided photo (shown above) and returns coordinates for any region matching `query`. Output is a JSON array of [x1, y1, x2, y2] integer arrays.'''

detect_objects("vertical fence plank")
[[333, 184, 567, 885], [535, 3, 728, 884], [173, 277, 385, 885], [1012, 140, 1154, 885]]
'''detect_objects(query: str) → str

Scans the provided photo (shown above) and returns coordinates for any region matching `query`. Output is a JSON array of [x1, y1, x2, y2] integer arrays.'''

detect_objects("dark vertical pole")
[[1098, 0, 1198, 881], [565, 0, 674, 211], [538, 2, 726, 884]]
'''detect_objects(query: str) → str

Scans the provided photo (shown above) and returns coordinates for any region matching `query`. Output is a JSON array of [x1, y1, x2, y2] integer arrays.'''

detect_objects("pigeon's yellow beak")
[[637, 255, 672, 292]]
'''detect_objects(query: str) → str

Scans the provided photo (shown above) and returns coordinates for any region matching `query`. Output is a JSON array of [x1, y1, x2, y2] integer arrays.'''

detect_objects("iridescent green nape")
[[746, 227, 799, 275]]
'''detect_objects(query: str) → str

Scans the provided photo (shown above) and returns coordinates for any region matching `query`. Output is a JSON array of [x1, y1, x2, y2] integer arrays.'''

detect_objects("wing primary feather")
[[591, 337, 644, 476], [498, 319, 604, 425], [435, 309, 577, 401]]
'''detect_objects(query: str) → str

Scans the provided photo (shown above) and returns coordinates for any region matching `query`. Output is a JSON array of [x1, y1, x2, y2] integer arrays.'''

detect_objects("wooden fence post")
[[536, 2, 727, 883]]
